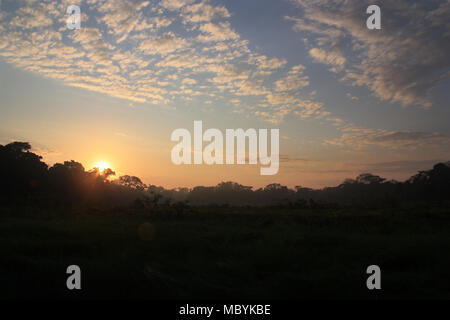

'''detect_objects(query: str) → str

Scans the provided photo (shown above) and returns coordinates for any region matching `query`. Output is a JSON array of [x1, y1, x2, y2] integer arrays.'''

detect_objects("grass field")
[[1, 205, 450, 299]]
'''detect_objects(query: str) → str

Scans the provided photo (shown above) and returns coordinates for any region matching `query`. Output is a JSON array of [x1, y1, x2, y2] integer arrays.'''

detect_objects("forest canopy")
[[1, 142, 449, 207]]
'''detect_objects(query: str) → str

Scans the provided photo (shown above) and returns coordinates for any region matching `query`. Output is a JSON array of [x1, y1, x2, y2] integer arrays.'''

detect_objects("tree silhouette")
[[0, 142, 48, 198], [117, 175, 146, 191], [1, 141, 449, 209]]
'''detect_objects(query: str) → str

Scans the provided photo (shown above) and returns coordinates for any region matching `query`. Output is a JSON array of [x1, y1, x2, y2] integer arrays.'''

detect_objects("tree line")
[[1, 141, 449, 208]]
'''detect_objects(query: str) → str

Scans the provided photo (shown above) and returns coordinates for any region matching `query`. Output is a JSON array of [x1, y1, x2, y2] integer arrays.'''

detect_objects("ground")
[[1, 205, 450, 299]]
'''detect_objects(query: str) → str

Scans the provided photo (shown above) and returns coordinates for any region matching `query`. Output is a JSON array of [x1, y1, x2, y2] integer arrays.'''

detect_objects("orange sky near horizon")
[[0, 0, 449, 190]]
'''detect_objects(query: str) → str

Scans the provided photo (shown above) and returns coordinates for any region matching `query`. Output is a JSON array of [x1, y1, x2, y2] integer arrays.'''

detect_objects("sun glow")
[[94, 161, 111, 173]]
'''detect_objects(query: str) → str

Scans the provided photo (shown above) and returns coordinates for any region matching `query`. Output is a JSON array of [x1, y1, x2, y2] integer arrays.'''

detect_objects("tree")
[[117, 175, 146, 191], [0, 142, 48, 197], [355, 173, 386, 184], [101, 168, 115, 180]]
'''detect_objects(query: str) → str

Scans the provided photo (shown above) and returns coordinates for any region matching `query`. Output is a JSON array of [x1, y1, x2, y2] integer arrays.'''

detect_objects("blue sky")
[[0, 0, 449, 188]]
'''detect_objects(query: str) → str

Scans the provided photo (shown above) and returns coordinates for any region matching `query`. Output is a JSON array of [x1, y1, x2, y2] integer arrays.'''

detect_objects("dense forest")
[[2, 141, 450, 299], [1, 141, 449, 208]]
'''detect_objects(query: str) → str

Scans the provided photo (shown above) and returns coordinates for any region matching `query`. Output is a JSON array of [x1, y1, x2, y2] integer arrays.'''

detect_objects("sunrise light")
[[94, 161, 111, 173]]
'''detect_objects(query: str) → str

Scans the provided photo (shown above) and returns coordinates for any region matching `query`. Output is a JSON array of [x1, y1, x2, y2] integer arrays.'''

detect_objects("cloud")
[[294, 100, 328, 119], [139, 32, 187, 55], [157, 51, 205, 68], [280, 158, 448, 181], [287, 0, 450, 107], [248, 55, 287, 70], [182, 1, 230, 23], [308, 48, 345, 71], [266, 93, 297, 106], [205, 64, 249, 83], [197, 22, 239, 42], [325, 127, 450, 150], [160, 0, 194, 11], [275, 64, 309, 92], [97, 0, 151, 42], [182, 78, 197, 85], [234, 79, 267, 96], [346, 93, 359, 100], [70, 28, 113, 64], [0, 0, 337, 126], [361, 160, 449, 173], [10, 6, 54, 29]]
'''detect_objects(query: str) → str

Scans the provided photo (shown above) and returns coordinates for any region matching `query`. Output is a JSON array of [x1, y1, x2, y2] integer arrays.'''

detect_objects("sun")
[[94, 161, 111, 173]]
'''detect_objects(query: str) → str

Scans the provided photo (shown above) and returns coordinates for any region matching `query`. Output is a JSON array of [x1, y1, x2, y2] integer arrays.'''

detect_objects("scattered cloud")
[[181, 1, 230, 23], [0, 0, 448, 158], [325, 127, 450, 150], [346, 93, 359, 101], [0, 0, 313, 120], [197, 22, 239, 42], [308, 48, 345, 72], [275, 65, 309, 92], [160, 0, 194, 11], [139, 32, 188, 55], [287, 0, 450, 107]]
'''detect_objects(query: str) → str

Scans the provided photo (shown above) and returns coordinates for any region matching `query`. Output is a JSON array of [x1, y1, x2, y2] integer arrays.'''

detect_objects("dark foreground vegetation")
[[1, 141, 450, 299], [2, 205, 450, 299]]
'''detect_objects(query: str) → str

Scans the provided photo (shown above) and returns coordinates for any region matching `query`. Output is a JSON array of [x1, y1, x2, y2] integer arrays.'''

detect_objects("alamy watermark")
[[366, 5, 381, 30], [171, 121, 279, 175], [66, 5, 81, 30], [66, 265, 81, 290], [366, 265, 381, 290], [65, 4, 380, 31]]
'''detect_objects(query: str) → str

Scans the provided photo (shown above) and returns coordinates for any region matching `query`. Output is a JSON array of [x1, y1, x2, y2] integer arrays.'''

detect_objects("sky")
[[0, 0, 449, 189]]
